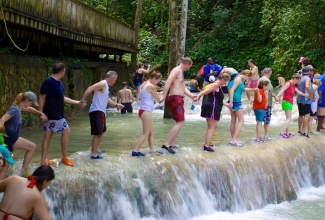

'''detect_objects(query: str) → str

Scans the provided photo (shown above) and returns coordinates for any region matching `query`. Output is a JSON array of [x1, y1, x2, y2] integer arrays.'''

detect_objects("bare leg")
[[301, 114, 310, 134], [229, 111, 237, 139], [264, 124, 269, 137], [256, 122, 262, 139], [40, 130, 54, 165], [232, 109, 244, 141], [298, 116, 303, 132], [281, 110, 292, 134], [246, 91, 251, 101], [91, 134, 104, 155], [13, 137, 36, 174], [317, 116, 324, 131], [133, 111, 153, 151], [164, 121, 185, 146], [205, 119, 218, 146], [60, 127, 71, 159]]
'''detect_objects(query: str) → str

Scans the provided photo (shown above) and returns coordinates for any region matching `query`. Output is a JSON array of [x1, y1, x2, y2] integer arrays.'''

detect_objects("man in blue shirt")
[[203, 58, 216, 87]]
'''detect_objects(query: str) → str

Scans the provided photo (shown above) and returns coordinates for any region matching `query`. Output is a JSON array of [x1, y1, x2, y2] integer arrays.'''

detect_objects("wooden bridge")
[[0, 0, 137, 60]]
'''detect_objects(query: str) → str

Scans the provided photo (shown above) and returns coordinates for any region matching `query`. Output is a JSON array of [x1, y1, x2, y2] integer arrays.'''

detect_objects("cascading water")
[[6, 94, 325, 220]]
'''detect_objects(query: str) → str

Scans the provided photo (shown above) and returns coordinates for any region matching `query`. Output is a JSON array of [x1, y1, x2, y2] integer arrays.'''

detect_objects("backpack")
[[198, 65, 204, 75]]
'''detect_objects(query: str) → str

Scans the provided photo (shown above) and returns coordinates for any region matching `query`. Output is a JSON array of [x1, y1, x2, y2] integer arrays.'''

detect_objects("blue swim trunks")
[[254, 109, 265, 122], [134, 81, 142, 87], [230, 101, 242, 112]]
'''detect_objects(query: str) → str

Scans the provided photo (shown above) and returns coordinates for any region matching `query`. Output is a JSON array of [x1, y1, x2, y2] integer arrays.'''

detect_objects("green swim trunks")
[[282, 101, 293, 111]]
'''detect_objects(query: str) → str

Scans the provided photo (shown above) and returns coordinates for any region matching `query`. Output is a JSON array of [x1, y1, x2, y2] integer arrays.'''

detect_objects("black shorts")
[[89, 111, 106, 135], [4, 137, 18, 152], [298, 103, 312, 116], [121, 102, 133, 114]]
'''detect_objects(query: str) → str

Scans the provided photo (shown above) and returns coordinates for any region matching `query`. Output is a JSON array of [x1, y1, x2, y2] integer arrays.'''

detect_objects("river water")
[[9, 96, 325, 220]]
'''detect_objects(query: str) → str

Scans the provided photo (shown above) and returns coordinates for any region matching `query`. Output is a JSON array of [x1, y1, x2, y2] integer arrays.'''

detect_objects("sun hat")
[[0, 145, 16, 165], [299, 57, 306, 63]]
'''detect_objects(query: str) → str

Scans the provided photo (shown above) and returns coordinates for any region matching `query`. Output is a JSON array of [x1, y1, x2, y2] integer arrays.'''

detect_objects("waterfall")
[[40, 137, 325, 220]]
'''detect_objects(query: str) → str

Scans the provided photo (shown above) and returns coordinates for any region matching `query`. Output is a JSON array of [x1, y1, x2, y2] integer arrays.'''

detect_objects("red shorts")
[[247, 79, 258, 88], [167, 95, 185, 122]]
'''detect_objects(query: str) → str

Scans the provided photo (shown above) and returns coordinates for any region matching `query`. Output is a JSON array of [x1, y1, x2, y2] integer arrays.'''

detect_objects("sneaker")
[[265, 135, 275, 140], [60, 157, 74, 167], [255, 139, 264, 143], [230, 140, 243, 147], [301, 133, 310, 138], [279, 133, 289, 138], [46, 159, 56, 166], [131, 151, 145, 157], [203, 146, 215, 152], [90, 155, 103, 160], [162, 145, 176, 154], [287, 133, 294, 137]]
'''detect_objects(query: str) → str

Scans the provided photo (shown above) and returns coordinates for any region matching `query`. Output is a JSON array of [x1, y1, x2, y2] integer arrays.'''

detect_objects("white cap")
[[209, 75, 216, 82]]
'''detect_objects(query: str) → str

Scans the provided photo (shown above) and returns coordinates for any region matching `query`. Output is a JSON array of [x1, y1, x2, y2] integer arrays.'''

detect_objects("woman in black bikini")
[[0, 165, 54, 220]]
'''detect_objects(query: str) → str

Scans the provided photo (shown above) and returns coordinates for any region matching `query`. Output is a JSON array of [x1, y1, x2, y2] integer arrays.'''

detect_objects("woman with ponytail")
[[0, 92, 47, 179], [0, 165, 54, 220]]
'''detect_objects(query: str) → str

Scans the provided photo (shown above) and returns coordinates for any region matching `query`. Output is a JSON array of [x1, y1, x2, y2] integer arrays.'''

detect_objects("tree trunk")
[[177, 0, 188, 63], [130, 0, 143, 79], [164, 0, 178, 119]]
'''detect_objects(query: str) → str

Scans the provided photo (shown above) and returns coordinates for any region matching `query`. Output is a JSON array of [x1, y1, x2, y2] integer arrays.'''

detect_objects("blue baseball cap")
[[0, 145, 16, 165]]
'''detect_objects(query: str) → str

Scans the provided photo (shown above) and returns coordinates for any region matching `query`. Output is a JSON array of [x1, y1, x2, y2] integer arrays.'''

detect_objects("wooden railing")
[[0, 0, 136, 53]]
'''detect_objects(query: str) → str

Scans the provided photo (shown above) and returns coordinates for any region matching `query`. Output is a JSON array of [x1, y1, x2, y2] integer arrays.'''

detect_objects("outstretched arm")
[[21, 107, 47, 121]]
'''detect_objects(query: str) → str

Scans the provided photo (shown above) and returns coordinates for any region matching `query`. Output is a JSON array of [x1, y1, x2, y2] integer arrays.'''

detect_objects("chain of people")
[[0, 57, 324, 219]]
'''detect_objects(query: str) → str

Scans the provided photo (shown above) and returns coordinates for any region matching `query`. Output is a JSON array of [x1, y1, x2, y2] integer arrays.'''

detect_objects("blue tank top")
[[297, 75, 312, 104]]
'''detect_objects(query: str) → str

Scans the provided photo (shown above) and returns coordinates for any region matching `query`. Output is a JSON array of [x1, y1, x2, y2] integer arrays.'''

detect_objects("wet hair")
[[31, 165, 55, 191], [248, 59, 255, 64], [191, 75, 197, 79], [121, 82, 127, 87], [258, 80, 269, 89], [240, 69, 253, 77], [276, 74, 282, 78], [313, 79, 322, 86], [52, 63, 66, 74], [181, 57, 193, 65], [302, 59, 311, 66], [309, 67, 317, 74], [218, 73, 230, 81], [150, 71, 162, 80], [12, 93, 29, 106], [105, 71, 118, 78]]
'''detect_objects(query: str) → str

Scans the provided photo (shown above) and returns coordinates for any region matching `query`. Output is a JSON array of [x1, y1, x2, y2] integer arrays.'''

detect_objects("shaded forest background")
[[80, 0, 325, 80]]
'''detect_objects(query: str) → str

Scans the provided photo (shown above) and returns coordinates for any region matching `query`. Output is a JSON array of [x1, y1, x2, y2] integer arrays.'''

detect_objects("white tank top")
[[140, 82, 154, 112], [89, 80, 109, 115]]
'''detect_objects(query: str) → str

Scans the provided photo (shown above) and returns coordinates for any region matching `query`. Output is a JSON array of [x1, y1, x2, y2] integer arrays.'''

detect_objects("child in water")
[[253, 80, 269, 143]]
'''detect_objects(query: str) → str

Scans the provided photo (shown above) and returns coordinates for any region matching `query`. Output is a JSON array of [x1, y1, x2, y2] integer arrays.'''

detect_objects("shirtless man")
[[276, 74, 286, 102], [117, 82, 133, 114], [161, 57, 197, 154], [246, 59, 259, 101]]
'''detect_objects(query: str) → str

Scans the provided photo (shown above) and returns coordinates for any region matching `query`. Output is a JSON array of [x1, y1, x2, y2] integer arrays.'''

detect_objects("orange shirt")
[[253, 89, 266, 110]]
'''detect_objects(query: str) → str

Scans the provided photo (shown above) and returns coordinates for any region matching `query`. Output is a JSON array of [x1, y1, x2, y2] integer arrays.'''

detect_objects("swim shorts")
[[3, 137, 18, 152], [247, 80, 258, 88], [89, 111, 106, 135], [121, 102, 133, 114], [254, 109, 265, 122], [134, 81, 142, 87], [263, 106, 272, 124], [167, 95, 185, 122], [230, 101, 242, 112], [282, 101, 292, 111], [43, 118, 69, 134], [298, 103, 312, 116]]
